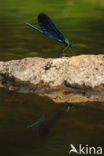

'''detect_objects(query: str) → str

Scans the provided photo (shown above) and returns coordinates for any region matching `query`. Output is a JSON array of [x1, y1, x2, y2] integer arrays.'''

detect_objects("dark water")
[[0, 0, 104, 155]]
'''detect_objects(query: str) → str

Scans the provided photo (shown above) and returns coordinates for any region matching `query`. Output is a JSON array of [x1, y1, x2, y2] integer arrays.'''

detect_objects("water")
[[0, 0, 104, 155]]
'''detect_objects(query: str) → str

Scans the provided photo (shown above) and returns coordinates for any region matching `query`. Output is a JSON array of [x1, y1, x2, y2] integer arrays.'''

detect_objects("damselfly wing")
[[26, 13, 73, 48]]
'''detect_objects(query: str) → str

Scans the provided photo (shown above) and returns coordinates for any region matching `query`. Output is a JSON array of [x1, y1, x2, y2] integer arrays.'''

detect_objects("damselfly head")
[[65, 39, 69, 45], [65, 39, 73, 48]]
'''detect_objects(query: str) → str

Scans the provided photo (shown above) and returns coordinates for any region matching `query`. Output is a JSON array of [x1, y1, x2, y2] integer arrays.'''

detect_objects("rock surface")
[[0, 55, 104, 103]]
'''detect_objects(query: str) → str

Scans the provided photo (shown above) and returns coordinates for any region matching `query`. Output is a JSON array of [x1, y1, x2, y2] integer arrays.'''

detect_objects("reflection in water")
[[27, 104, 71, 137]]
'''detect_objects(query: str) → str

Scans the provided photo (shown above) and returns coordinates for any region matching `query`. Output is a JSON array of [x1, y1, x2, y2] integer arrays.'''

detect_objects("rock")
[[0, 55, 104, 103]]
